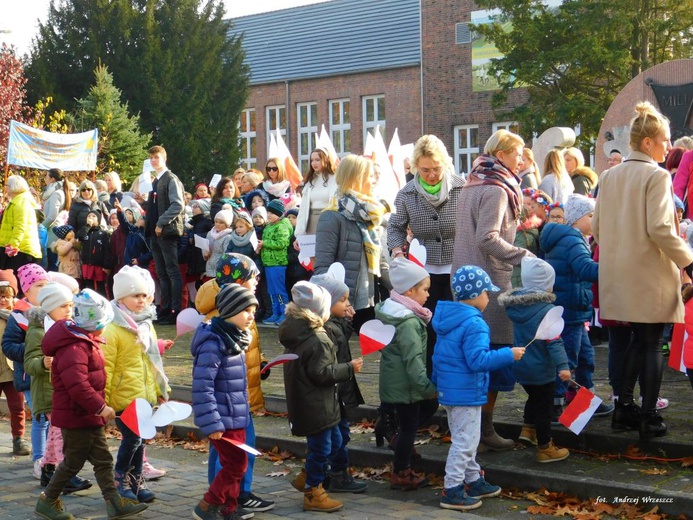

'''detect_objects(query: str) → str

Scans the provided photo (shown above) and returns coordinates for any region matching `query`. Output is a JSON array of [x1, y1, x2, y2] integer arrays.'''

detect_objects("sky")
[[0, 0, 329, 57]]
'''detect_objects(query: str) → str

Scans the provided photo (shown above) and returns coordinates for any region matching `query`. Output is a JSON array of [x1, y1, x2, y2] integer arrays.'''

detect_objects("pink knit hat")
[[17, 264, 49, 294]]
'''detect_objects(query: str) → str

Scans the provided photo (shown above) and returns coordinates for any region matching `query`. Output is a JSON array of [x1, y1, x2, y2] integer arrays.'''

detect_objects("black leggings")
[[522, 382, 555, 447], [424, 273, 452, 377], [619, 322, 665, 414], [392, 399, 438, 472]]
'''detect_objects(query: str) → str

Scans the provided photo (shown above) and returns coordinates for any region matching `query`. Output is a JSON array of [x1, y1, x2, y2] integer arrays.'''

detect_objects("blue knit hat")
[[267, 199, 285, 217], [73, 289, 114, 331], [53, 225, 74, 240], [451, 265, 500, 301]]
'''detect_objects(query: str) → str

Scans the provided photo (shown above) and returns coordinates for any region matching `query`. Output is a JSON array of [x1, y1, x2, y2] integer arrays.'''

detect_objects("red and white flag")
[[359, 319, 396, 356], [558, 387, 602, 435], [121, 398, 157, 439], [408, 239, 427, 268]]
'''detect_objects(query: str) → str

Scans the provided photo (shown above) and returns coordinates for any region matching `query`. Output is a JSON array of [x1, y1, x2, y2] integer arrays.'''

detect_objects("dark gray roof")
[[228, 0, 421, 85]]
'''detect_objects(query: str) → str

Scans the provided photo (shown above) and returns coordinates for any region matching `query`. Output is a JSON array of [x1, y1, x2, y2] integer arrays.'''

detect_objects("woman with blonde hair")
[[539, 149, 574, 203], [594, 101, 693, 440], [68, 180, 101, 235], [314, 154, 388, 327], [296, 148, 338, 236], [562, 147, 584, 174], [518, 148, 541, 189], [0, 175, 42, 271], [103, 171, 123, 208], [259, 157, 291, 201], [452, 129, 534, 451]]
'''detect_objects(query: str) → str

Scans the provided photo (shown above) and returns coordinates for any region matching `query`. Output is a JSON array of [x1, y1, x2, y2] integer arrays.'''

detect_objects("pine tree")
[[70, 64, 151, 182]]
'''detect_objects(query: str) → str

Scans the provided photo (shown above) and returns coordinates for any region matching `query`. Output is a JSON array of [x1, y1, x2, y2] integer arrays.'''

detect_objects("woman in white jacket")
[[295, 148, 338, 236]]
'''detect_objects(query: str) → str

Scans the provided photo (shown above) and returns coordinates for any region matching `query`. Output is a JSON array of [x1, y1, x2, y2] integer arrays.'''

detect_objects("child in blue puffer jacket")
[[499, 257, 571, 463], [432, 265, 523, 512], [539, 194, 613, 420], [191, 284, 257, 520]]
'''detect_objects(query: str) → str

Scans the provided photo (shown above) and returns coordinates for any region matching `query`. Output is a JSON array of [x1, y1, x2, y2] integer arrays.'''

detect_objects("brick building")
[[230, 0, 527, 176]]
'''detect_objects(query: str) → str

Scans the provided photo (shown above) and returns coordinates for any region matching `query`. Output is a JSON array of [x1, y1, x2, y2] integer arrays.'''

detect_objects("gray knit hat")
[[310, 274, 349, 307], [564, 194, 595, 228], [216, 284, 258, 320], [521, 257, 555, 293], [291, 281, 331, 321], [73, 289, 114, 331], [191, 199, 211, 217], [389, 257, 430, 293], [38, 283, 74, 314]]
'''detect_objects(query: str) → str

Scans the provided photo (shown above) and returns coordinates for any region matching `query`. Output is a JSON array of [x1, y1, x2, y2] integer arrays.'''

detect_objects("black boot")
[[611, 400, 641, 431], [374, 407, 398, 448], [40, 464, 55, 487], [639, 411, 667, 440]]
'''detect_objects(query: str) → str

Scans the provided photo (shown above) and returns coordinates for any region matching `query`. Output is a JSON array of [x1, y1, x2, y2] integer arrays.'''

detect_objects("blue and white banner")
[[6, 120, 98, 171]]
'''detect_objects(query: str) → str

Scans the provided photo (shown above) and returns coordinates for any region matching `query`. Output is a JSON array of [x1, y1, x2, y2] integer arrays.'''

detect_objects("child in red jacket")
[[35, 289, 148, 520]]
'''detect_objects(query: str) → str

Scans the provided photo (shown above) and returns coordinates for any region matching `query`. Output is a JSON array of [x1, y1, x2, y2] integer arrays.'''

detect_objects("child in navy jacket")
[[432, 265, 523, 512], [540, 194, 612, 419], [499, 257, 570, 463], [191, 284, 257, 520]]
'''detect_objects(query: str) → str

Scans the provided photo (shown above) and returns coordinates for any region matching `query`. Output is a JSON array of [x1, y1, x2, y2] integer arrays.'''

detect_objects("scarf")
[[263, 180, 290, 198], [210, 316, 251, 355], [230, 229, 252, 248], [208, 226, 233, 249], [42, 180, 62, 202], [111, 301, 169, 400], [464, 154, 522, 220], [328, 190, 385, 276], [413, 171, 451, 208], [389, 290, 432, 324]]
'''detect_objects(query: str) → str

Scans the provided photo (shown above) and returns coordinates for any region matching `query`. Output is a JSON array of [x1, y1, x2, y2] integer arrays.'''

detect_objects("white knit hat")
[[214, 209, 234, 226], [113, 265, 150, 301], [389, 257, 430, 294], [521, 257, 555, 293], [291, 281, 331, 321], [38, 283, 74, 313]]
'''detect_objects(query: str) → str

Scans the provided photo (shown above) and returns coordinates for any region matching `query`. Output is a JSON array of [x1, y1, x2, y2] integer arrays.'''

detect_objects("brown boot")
[[480, 411, 514, 451], [518, 424, 537, 446], [536, 440, 569, 463], [303, 483, 343, 512], [390, 468, 429, 490], [291, 469, 306, 491]]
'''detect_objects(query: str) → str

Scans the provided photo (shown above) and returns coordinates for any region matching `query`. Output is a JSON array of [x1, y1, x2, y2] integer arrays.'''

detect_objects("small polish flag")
[[408, 239, 427, 268], [121, 398, 157, 439], [359, 319, 396, 356], [222, 438, 263, 456], [260, 353, 298, 374], [559, 387, 602, 435], [668, 323, 687, 373]]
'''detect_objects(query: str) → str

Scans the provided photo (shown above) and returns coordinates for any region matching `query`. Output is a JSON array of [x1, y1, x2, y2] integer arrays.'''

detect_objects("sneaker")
[[106, 496, 148, 519], [192, 500, 224, 520], [390, 468, 429, 491], [35, 492, 74, 520], [466, 476, 501, 498], [225, 507, 254, 520], [518, 424, 537, 446], [238, 493, 275, 512], [639, 396, 669, 410], [593, 401, 615, 417], [63, 475, 93, 494], [34, 458, 44, 480], [12, 436, 30, 456], [536, 440, 569, 463], [440, 484, 482, 511], [142, 461, 167, 481], [328, 470, 368, 493]]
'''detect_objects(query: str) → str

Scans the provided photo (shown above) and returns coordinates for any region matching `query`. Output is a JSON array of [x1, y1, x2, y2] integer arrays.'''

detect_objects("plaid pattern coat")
[[452, 184, 532, 344], [387, 174, 466, 266]]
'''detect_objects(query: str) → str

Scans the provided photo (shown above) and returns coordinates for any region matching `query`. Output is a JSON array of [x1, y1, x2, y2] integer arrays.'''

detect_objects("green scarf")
[[418, 177, 442, 195]]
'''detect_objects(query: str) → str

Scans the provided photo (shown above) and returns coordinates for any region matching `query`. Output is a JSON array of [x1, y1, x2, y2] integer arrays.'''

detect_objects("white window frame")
[[297, 102, 318, 174], [492, 121, 519, 134], [239, 108, 256, 170], [266, 105, 286, 153], [329, 98, 351, 158], [454, 124, 480, 176], [362, 95, 386, 143]]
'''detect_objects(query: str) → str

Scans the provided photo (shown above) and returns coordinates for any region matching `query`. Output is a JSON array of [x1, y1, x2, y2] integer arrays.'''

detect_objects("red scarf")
[[464, 154, 522, 219]]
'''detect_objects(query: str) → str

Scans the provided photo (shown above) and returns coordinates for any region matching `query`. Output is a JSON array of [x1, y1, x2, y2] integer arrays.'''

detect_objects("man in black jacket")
[[145, 145, 185, 324]]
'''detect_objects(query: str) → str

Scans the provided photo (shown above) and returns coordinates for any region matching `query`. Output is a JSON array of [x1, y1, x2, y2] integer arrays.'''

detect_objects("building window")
[[297, 102, 318, 173], [454, 125, 479, 175], [266, 105, 286, 154], [492, 121, 519, 134], [363, 95, 386, 143], [329, 99, 351, 158], [239, 108, 256, 170]]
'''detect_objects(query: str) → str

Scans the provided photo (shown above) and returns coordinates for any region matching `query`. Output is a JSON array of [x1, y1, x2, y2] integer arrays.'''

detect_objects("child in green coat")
[[259, 199, 293, 326]]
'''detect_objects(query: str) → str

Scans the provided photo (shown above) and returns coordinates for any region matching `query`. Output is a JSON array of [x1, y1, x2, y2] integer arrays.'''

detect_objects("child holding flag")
[[499, 257, 570, 463], [433, 265, 524, 511]]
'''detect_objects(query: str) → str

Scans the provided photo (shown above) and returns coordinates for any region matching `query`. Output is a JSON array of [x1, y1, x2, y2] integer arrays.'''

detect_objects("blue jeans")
[[555, 323, 595, 400], [24, 390, 49, 461], [305, 425, 341, 488], [208, 413, 257, 497], [331, 418, 351, 473], [114, 416, 144, 476]]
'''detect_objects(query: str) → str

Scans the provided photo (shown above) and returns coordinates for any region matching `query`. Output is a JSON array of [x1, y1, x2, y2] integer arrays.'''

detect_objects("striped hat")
[[216, 284, 258, 320]]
